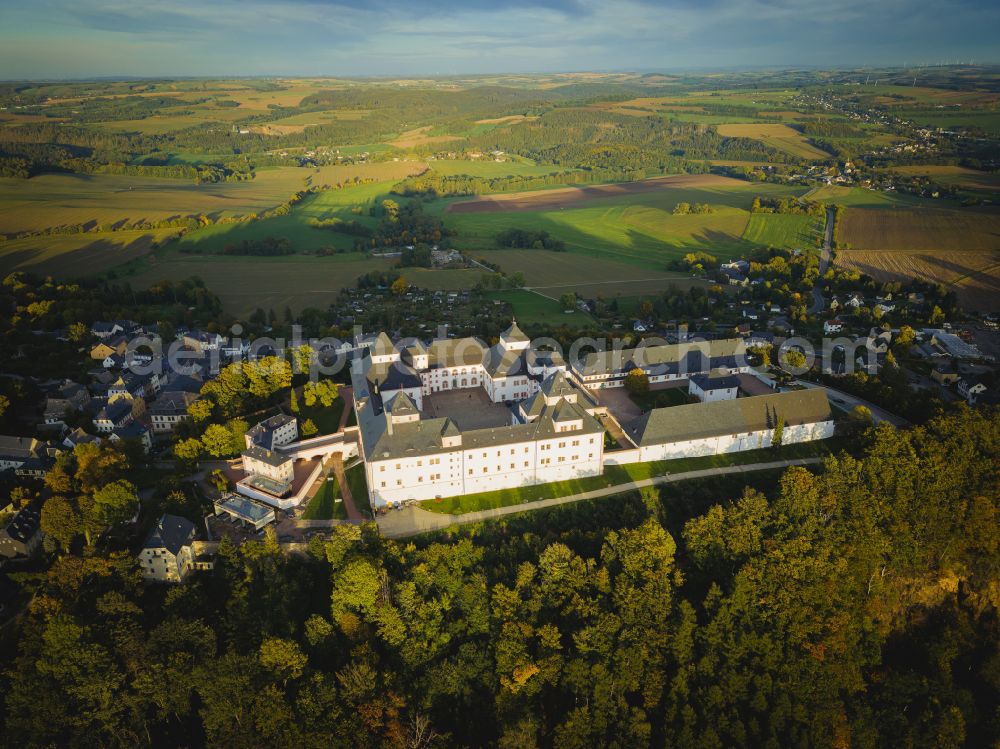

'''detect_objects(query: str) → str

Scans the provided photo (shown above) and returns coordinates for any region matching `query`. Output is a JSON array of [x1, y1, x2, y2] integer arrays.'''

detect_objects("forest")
[[1, 408, 996, 748]]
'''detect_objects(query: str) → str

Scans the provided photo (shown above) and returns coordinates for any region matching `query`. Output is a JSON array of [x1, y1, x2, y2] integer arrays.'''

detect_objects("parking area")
[[423, 387, 513, 430]]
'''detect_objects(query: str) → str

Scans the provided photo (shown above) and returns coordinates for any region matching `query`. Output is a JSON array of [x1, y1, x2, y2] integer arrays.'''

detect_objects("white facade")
[[242, 449, 295, 486], [139, 544, 194, 582], [367, 430, 603, 506], [636, 420, 835, 462], [688, 377, 739, 403]]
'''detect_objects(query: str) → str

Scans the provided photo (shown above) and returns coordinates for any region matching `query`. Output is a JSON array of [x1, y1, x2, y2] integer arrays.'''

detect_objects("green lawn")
[[630, 387, 694, 410], [742, 213, 823, 250], [302, 475, 347, 520], [344, 463, 370, 515], [297, 394, 346, 435], [483, 289, 595, 328], [421, 439, 840, 514], [174, 180, 393, 254], [429, 159, 575, 178], [442, 183, 811, 269]]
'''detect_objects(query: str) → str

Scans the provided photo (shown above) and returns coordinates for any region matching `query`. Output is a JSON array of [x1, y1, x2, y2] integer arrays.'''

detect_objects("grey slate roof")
[[483, 344, 525, 378], [386, 391, 419, 415], [627, 389, 832, 447], [143, 513, 196, 555], [0, 436, 41, 460], [576, 338, 748, 377], [690, 373, 741, 391], [244, 444, 294, 468], [426, 337, 487, 369], [501, 320, 529, 343]]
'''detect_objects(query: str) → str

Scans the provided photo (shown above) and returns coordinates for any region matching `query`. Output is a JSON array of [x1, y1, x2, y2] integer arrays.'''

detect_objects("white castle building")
[[221, 322, 835, 512]]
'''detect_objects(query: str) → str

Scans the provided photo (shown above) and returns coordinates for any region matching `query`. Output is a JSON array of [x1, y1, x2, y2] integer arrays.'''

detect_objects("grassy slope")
[[742, 213, 823, 250], [443, 183, 810, 267], [423, 440, 839, 514], [302, 475, 347, 520]]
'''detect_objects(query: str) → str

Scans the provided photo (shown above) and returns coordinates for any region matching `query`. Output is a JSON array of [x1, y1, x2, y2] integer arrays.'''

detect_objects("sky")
[[0, 0, 997, 79]]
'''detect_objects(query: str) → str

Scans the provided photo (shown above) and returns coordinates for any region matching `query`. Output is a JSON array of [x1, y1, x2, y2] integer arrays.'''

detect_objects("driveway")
[[795, 380, 910, 427]]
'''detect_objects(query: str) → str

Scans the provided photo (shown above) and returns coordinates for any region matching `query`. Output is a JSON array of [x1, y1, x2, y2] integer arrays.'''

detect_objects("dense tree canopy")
[[3, 408, 998, 747]]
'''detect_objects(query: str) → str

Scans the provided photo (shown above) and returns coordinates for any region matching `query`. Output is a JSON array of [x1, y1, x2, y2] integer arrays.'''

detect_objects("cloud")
[[0, 0, 996, 77]]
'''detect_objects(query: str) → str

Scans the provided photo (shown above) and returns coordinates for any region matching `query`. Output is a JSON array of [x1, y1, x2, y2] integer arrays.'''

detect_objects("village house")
[[109, 422, 152, 452], [931, 363, 960, 386], [958, 376, 989, 405], [138, 514, 198, 583], [245, 414, 298, 450], [0, 436, 50, 476], [824, 319, 844, 335], [92, 399, 134, 433], [149, 391, 199, 434], [42, 380, 91, 429], [90, 336, 129, 362], [688, 373, 741, 402], [0, 502, 43, 558]]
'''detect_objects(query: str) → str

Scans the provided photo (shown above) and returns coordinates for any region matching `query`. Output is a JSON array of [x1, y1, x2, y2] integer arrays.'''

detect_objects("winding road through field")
[[810, 207, 835, 315]]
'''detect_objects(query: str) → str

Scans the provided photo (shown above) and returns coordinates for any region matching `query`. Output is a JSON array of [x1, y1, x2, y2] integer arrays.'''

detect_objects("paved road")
[[809, 207, 835, 315], [795, 379, 910, 427], [376, 456, 825, 539]]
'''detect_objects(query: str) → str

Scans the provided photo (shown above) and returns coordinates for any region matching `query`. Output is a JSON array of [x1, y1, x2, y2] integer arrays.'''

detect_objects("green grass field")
[[442, 181, 809, 269], [122, 252, 395, 317], [345, 463, 370, 515], [802, 185, 921, 208], [422, 440, 838, 514], [428, 159, 577, 178], [297, 393, 346, 435], [742, 213, 823, 249], [173, 180, 394, 254], [0, 229, 179, 277], [483, 289, 594, 327], [302, 475, 346, 520], [0, 168, 315, 235]]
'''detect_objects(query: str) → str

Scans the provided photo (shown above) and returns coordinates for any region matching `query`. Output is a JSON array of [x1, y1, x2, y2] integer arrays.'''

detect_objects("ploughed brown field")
[[445, 174, 747, 213], [835, 205, 1000, 312]]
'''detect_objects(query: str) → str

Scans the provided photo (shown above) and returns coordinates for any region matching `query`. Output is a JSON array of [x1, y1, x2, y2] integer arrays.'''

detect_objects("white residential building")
[[138, 514, 197, 583], [688, 373, 740, 402], [245, 414, 298, 450], [149, 391, 199, 434]]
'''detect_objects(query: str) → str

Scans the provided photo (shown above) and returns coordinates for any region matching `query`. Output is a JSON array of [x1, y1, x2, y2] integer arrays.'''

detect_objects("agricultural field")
[[0, 229, 178, 277], [427, 159, 574, 178], [741, 213, 823, 250], [835, 204, 1000, 312], [171, 179, 396, 254], [888, 165, 1000, 194], [838, 206, 1000, 253], [0, 168, 315, 235], [837, 250, 1000, 313], [802, 185, 919, 208], [474, 249, 706, 299], [443, 175, 808, 267], [715, 123, 831, 160], [121, 252, 395, 317]]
